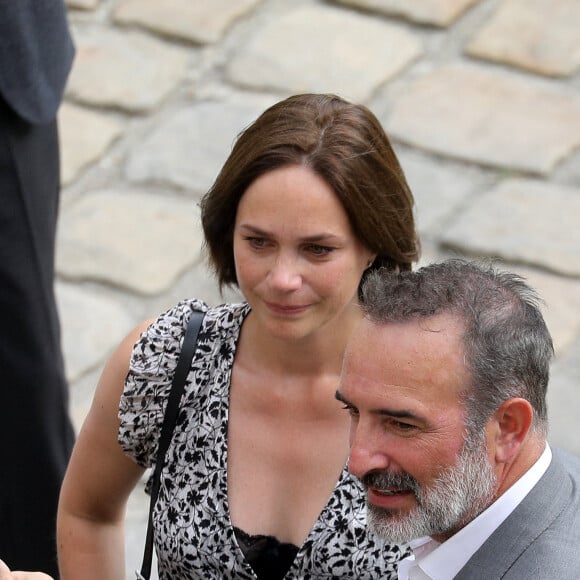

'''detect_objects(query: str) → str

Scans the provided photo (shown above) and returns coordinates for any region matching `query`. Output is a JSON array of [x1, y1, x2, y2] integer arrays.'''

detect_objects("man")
[[0, 2, 76, 577], [337, 259, 580, 579]]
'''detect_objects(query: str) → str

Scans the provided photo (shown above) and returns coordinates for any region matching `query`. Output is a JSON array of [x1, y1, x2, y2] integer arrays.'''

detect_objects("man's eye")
[[391, 420, 417, 433], [341, 404, 359, 417]]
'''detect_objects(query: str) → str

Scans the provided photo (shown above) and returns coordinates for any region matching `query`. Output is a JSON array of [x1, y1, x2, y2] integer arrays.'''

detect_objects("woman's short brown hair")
[[201, 93, 420, 290]]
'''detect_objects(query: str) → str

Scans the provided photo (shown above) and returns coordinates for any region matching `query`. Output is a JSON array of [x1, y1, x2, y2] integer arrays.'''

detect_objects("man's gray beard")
[[364, 435, 497, 544]]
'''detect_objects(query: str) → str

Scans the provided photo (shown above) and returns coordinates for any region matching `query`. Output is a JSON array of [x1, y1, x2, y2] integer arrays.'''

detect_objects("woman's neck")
[[237, 303, 363, 377]]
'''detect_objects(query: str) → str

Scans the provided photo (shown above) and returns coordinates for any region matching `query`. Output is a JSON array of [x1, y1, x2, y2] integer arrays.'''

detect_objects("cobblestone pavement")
[[58, 0, 580, 576]]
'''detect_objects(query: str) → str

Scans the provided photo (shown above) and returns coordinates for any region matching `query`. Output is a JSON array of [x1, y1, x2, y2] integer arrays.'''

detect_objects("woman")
[[57, 94, 420, 579]]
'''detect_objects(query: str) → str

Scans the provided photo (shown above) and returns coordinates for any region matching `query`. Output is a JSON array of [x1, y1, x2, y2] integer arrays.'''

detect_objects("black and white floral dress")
[[119, 299, 408, 579]]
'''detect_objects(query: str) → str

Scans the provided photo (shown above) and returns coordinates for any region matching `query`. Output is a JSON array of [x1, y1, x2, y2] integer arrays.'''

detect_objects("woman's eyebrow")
[[238, 223, 343, 243]]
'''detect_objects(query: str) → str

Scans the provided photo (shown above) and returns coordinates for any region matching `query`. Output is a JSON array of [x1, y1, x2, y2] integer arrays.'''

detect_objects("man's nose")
[[347, 423, 392, 480]]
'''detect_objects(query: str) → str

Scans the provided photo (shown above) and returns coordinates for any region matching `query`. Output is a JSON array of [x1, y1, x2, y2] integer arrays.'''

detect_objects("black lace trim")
[[234, 526, 299, 580]]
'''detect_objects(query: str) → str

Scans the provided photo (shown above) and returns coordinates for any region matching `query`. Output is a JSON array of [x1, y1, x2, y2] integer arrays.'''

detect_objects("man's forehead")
[[341, 313, 469, 403], [350, 313, 466, 358]]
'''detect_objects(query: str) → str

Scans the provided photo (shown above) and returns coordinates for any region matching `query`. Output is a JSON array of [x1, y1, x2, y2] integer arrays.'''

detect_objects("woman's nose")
[[268, 254, 302, 291]]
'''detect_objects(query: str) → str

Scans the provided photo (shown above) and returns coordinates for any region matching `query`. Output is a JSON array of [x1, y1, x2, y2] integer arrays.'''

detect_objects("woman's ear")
[[488, 398, 534, 464], [366, 253, 377, 269]]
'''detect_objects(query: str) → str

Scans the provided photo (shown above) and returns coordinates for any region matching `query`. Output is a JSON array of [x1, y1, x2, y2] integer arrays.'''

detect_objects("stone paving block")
[[387, 64, 580, 175], [113, 0, 262, 44], [66, 26, 191, 113], [440, 178, 580, 277], [56, 189, 202, 295], [514, 266, 580, 355], [225, 5, 422, 102], [330, 0, 480, 27], [56, 282, 135, 382], [416, 243, 449, 268], [553, 149, 580, 189], [548, 337, 580, 456], [397, 150, 490, 237], [466, 0, 580, 77], [66, 0, 99, 9], [59, 102, 124, 186], [125, 100, 267, 193]]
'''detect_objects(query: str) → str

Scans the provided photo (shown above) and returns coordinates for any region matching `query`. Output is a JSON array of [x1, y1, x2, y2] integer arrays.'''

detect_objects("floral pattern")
[[119, 299, 409, 579]]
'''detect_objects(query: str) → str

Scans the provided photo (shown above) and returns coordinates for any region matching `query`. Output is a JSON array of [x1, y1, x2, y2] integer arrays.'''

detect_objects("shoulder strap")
[[138, 309, 205, 579]]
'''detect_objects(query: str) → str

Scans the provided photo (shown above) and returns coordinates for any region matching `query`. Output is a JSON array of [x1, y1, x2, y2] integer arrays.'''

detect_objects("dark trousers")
[[0, 97, 74, 578]]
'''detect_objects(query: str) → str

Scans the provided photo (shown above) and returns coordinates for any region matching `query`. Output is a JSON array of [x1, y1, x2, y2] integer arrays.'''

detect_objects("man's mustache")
[[361, 470, 420, 495]]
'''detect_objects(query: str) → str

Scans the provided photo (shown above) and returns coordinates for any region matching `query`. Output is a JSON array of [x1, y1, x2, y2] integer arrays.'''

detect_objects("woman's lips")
[[265, 301, 309, 315]]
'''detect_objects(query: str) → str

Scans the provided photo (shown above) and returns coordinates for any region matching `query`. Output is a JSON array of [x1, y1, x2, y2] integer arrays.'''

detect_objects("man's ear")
[[488, 398, 534, 464]]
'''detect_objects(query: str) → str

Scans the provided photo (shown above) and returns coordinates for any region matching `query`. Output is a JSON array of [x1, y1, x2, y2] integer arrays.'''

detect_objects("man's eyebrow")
[[376, 408, 421, 421], [335, 390, 422, 421]]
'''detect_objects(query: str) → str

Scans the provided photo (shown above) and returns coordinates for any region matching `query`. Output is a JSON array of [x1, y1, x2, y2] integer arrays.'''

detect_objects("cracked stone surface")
[[441, 178, 580, 277], [225, 5, 422, 101], [56, 189, 202, 295], [516, 266, 580, 356], [66, 25, 191, 112], [386, 64, 580, 175], [124, 100, 267, 193], [396, 149, 491, 238], [59, 103, 124, 185], [330, 0, 481, 26], [113, 0, 262, 44], [56, 282, 135, 382], [66, 0, 99, 9], [549, 338, 580, 452], [466, 0, 580, 77]]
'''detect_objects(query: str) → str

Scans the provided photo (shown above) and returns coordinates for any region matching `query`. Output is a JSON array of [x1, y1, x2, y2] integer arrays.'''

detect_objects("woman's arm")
[[57, 322, 152, 580]]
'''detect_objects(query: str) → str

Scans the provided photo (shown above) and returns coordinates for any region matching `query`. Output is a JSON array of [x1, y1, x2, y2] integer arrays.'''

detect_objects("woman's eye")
[[246, 237, 268, 249], [306, 244, 334, 257]]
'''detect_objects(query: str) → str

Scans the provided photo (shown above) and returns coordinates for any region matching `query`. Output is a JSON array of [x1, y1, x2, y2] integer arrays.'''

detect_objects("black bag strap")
[[138, 309, 205, 579]]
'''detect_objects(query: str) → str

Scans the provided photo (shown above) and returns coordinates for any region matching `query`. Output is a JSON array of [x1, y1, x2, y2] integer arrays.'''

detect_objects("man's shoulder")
[[504, 529, 580, 578], [455, 447, 580, 579], [552, 446, 580, 478], [517, 446, 580, 533]]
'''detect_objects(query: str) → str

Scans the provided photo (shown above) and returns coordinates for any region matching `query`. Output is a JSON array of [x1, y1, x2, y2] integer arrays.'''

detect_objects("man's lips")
[[362, 471, 418, 509], [367, 486, 415, 509], [373, 487, 410, 496]]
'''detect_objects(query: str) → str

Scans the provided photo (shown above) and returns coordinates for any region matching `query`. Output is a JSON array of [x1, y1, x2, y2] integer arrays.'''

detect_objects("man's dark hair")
[[361, 259, 554, 436]]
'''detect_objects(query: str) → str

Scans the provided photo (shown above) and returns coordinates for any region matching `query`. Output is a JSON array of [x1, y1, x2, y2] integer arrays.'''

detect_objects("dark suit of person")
[[0, 1, 76, 577], [456, 448, 580, 579]]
